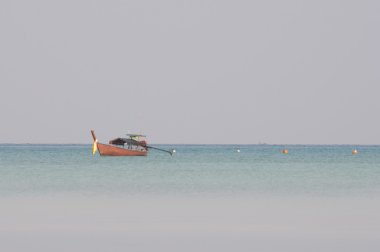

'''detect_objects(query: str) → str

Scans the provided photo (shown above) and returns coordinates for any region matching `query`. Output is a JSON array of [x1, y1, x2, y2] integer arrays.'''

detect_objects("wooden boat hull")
[[97, 142, 147, 156]]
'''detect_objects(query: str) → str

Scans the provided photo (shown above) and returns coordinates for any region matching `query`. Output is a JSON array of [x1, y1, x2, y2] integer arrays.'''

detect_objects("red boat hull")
[[97, 142, 147, 156]]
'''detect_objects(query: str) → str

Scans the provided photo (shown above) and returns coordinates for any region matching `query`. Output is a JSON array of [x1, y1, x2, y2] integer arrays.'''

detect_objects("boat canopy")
[[127, 134, 146, 138], [109, 137, 146, 147], [109, 138, 128, 146]]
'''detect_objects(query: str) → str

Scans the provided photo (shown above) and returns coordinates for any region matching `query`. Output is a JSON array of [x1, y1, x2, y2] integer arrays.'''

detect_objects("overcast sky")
[[1, 0, 379, 144]]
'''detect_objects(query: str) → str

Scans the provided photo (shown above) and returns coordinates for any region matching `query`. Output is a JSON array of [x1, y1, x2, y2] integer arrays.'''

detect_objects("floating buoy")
[[237, 149, 240, 153], [172, 149, 176, 153], [352, 149, 358, 155], [282, 149, 289, 154]]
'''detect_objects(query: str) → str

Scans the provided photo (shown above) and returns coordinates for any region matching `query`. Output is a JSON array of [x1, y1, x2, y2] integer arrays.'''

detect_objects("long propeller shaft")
[[146, 145, 173, 155], [128, 138, 173, 155]]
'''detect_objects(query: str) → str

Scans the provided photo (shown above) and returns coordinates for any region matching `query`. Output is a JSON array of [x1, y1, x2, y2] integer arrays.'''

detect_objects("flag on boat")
[[92, 139, 98, 155]]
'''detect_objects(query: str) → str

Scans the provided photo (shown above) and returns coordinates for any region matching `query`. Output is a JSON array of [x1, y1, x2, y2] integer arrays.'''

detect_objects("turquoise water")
[[0, 144, 379, 197]]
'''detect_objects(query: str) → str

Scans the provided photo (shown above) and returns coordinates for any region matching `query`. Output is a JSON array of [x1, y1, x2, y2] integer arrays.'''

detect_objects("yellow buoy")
[[352, 149, 358, 155], [282, 149, 289, 154]]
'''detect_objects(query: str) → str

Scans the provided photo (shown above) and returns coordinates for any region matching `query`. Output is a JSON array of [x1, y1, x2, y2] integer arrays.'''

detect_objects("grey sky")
[[1, 0, 379, 144]]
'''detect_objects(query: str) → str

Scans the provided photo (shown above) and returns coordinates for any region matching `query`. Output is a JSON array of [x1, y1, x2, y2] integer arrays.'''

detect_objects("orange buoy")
[[282, 149, 289, 154], [352, 149, 358, 155]]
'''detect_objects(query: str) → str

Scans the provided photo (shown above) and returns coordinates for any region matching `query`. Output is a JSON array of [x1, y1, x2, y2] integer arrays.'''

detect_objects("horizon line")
[[0, 143, 379, 146]]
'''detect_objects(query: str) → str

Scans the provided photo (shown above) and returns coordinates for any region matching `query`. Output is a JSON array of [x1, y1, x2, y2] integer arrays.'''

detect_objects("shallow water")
[[1, 144, 380, 252], [0, 144, 379, 197]]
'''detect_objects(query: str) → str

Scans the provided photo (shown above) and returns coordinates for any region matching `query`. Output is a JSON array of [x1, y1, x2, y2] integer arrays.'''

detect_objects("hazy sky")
[[1, 0, 379, 144]]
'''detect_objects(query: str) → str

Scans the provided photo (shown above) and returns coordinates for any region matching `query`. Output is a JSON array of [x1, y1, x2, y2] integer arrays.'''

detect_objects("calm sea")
[[0, 144, 379, 197]]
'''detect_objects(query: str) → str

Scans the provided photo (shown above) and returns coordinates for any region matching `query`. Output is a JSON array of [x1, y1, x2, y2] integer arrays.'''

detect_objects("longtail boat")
[[91, 130, 173, 156]]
